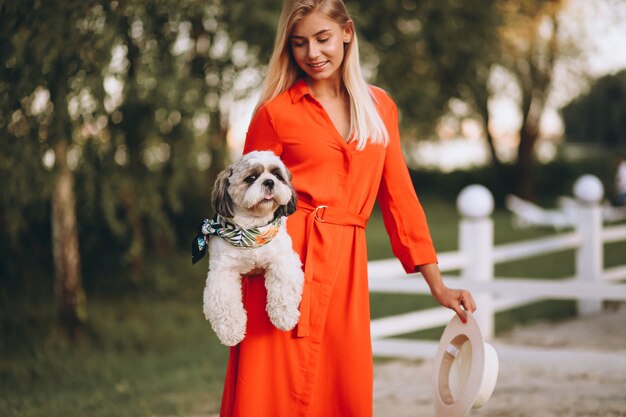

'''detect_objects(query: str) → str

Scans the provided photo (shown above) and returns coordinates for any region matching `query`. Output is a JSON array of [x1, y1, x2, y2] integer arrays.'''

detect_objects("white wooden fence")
[[368, 175, 626, 359]]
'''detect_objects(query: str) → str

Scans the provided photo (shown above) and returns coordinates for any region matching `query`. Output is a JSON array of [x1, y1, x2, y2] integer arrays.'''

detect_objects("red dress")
[[219, 79, 437, 417]]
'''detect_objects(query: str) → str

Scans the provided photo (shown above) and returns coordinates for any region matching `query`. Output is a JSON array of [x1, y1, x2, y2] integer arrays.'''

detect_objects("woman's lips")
[[308, 61, 328, 71]]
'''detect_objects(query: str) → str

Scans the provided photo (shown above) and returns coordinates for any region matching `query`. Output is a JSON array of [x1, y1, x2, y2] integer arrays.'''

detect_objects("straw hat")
[[433, 313, 499, 417]]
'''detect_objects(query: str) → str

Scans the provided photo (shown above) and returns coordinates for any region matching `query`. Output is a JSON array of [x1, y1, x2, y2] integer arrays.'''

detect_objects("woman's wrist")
[[415, 263, 446, 296]]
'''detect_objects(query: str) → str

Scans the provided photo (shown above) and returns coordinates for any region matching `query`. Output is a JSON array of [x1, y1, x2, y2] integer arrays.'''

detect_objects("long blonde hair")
[[256, 0, 389, 150]]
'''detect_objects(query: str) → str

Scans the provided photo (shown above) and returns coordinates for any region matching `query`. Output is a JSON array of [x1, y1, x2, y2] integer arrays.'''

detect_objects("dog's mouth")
[[249, 195, 276, 210]]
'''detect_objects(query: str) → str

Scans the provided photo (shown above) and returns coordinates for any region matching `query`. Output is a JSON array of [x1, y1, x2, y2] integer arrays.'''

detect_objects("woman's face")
[[289, 11, 353, 84]]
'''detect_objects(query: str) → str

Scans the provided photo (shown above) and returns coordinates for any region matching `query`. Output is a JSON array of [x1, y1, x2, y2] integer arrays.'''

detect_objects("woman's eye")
[[292, 41, 305, 48], [318, 37, 329, 43]]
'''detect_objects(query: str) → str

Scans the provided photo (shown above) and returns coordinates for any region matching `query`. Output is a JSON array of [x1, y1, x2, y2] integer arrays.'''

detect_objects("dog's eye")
[[271, 169, 284, 182], [244, 175, 257, 184]]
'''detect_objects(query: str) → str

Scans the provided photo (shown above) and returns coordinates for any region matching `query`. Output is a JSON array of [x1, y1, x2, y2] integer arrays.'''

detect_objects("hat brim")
[[433, 313, 499, 417]]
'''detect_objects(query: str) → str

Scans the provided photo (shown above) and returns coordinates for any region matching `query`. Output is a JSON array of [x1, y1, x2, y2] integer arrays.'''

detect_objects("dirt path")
[[374, 303, 626, 417]]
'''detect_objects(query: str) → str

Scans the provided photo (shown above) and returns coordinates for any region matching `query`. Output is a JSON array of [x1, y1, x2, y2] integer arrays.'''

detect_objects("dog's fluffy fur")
[[203, 151, 304, 346]]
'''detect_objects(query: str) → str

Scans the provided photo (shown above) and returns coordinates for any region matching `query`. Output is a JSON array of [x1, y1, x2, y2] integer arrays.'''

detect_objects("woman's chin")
[[304, 67, 340, 83]]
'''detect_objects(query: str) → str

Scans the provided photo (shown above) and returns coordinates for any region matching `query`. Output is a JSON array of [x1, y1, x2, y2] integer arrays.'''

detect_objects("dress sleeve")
[[243, 105, 283, 156], [377, 97, 438, 273]]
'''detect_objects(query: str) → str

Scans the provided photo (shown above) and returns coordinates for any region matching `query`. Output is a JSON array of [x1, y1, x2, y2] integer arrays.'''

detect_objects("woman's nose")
[[307, 43, 320, 59]]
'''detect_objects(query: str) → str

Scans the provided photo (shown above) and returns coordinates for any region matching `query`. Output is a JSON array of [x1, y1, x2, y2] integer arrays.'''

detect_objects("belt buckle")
[[314, 205, 328, 222]]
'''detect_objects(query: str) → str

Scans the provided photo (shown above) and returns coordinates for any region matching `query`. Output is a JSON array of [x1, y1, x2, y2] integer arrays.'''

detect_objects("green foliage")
[[352, 0, 569, 198], [562, 69, 626, 149], [351, 0, 501, 136], [0, 0, 108, 237], [0, 1, 279, 289]]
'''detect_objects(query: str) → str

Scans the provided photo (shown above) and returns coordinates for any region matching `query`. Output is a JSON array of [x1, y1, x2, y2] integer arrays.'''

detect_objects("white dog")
[[192, 151, 304, 346]]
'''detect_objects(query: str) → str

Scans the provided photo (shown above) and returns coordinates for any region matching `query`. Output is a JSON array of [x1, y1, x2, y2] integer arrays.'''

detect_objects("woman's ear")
[[343, 20, 354, 43], [211, 168, 234, 218]]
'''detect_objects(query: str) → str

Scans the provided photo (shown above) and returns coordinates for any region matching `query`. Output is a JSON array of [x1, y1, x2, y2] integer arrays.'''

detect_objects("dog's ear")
[[276, 182, 298, 218], [211, 168, 234, 218]]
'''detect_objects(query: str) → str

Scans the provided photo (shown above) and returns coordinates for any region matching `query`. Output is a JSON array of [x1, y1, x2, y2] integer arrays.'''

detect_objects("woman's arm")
[[417, 263, 476, 322], [242, 105, 283, 156], [376, 96, 438, 271], [373, 91, 477, 320]]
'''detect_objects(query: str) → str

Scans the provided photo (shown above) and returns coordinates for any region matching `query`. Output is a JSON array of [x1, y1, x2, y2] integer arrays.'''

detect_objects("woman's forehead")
[[291, 11, 340, 37]]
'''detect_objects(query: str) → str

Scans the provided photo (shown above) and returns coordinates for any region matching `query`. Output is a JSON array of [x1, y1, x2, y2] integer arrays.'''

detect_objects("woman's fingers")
[[452, 302, 468, 323], [433, 286, 478, 323], [450, 289, 477, 323], [459, 290, 477, 313]]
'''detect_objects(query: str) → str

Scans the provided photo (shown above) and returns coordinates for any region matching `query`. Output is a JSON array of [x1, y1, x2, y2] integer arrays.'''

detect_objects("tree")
[[354, 0, 573, 199], [496, 0, 566, 199], [1, 0, 115, 340], [0, 0, 278, 341], [352, 0, 501, 138], [561, 69, 626, 149]]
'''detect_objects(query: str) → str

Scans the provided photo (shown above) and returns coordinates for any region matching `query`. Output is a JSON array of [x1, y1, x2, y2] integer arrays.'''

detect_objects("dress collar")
[[289, 78, 311, 103]]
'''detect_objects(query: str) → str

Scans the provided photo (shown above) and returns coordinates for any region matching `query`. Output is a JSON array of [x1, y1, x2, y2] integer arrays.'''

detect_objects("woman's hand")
[[416, 263, 477, 323], [431, 285, 476, 323]]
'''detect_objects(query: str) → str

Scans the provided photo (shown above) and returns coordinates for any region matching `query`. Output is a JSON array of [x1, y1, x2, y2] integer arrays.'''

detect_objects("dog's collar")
[[192, 215, 282, 264]]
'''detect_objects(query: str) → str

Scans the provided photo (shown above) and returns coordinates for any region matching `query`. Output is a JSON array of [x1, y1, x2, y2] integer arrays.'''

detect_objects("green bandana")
[[192, 215, 282, 264]]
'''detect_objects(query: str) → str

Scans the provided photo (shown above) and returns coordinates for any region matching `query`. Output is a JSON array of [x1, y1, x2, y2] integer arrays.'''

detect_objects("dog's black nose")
[[263, 179, 274, 189]]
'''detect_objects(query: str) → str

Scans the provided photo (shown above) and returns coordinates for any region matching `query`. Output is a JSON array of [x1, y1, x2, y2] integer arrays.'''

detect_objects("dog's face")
[[212, 151, 297, 224]]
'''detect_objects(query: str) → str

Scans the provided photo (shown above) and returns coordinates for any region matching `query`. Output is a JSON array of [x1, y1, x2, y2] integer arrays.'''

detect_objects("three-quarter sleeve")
[[243, 105, 283, 156], [377, 98, 438, 273]]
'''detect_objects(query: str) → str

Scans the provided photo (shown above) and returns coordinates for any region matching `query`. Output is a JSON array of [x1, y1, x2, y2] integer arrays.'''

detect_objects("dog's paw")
[[212, 313, 247, 346], [267, 304, 300, 331], [216, 329, 246, 347]]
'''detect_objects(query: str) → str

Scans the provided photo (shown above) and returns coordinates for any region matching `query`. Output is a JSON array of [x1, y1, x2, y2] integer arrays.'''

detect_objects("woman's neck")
[[305, 75, 344, 99]]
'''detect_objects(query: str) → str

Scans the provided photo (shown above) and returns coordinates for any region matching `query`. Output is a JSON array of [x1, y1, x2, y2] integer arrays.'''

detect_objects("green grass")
[[1, 259, 229, 417], [3, 340, 226, 417], [2, 196, 625, 417]]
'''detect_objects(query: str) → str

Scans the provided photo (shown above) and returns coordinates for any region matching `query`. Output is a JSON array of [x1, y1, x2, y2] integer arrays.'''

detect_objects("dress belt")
[[296, 200, 368, 337]]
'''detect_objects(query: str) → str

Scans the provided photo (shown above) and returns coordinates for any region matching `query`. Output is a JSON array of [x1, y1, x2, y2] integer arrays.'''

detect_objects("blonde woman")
[[220, 1, 476, 416]]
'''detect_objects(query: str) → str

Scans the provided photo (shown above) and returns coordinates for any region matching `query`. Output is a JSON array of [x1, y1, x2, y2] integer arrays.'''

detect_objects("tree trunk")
[[473, 81, 507, 201], [513, 31, 551, 201], [52, 139, 86, 341], [484, 117, 509, 203], [515, 108, 541, 200], [510, 9, 559, 200]]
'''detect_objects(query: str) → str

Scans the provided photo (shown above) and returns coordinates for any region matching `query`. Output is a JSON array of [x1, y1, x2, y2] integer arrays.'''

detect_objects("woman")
[[220, 1, 476, 416]]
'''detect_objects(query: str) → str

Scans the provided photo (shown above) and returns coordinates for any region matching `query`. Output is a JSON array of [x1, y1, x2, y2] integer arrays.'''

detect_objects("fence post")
[[457, 184, 495, 340], [573, 175, 604, 316]]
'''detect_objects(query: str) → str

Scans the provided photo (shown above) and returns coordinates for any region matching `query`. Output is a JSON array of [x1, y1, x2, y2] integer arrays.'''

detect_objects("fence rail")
[[369, 175, 626, 358], [492, 232, 581, 263]]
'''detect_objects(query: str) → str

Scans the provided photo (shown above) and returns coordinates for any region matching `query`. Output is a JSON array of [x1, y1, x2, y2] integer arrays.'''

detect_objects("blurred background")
[[1, 0, 625, 416]]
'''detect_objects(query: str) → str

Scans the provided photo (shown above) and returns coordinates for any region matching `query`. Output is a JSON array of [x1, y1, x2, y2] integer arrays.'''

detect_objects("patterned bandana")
[[192, 214, 282, 265]]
